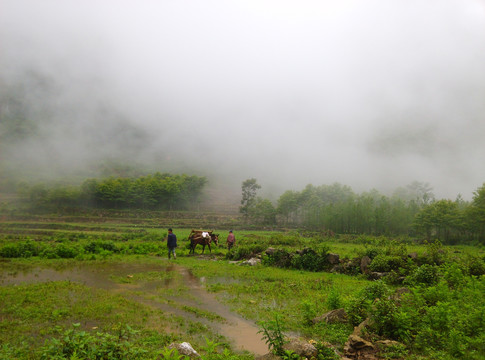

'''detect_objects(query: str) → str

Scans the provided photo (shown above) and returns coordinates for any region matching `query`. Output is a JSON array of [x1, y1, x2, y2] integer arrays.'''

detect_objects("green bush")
[[361, 280, 391, 301], [419, 240, 448, 266], [314, 342, 339, 360], [464, 255, 485, 276], [263, 249, 293, 268], [291, 251, 325, 272], [301, 300, 316, 326], [441, 263, 466, 289], [0, 241, 43, 258], [371, 298, 399, 339], [54, 243, 81, 259], [225, 244, 266, 261], [326, 288, 342, 310], [39, 323, 147, 359], [405, 264, 440, 286], [368, 255, 405, 273], [84, 241, 119, 254], [0, 244, 21, 258], [346, 296, 371, 326]]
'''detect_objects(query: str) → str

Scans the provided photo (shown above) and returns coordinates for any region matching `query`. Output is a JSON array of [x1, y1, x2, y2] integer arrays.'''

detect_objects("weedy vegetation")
[[0, 211, 484, 359]]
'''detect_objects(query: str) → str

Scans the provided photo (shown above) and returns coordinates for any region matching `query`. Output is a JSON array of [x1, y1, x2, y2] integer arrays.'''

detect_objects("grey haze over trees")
[[1, 0, 485, 200], [241, 179, 485, 244]]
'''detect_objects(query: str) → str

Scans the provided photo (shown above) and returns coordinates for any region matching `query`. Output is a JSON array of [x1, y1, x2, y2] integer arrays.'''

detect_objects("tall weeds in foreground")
[[258, 312, 287, 356]]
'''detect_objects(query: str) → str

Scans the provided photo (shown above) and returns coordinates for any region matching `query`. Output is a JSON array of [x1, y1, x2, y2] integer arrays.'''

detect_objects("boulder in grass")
[[327, 253, 340, 265], [312, 308, 348, 324], [240, 257, 261, 266], [168, 342, 200, 358], [360, 256, 372, 274], [265, 247, 277, 256], [282, 338, 318, 359]]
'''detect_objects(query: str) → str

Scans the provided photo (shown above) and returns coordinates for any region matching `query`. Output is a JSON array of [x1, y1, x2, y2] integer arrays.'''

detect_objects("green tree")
[[251, 198, 276, 226], [468, 183, 485, 242], [276, 190, 300, 224], [414, 200, 460, 243], [240, 178, 261, 219]]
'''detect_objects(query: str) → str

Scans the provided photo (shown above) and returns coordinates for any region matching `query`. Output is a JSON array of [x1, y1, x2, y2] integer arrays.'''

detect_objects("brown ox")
[[188, 229, 219, 254]]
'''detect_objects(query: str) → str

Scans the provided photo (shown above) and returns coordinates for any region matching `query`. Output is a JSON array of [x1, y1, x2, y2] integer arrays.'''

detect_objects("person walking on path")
[[226, 230, 236, 251], [167, 228, 177, 259]]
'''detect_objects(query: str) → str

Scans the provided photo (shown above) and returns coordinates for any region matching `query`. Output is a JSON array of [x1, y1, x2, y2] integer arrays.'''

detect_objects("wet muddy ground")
[[0, 262, 268, 356]]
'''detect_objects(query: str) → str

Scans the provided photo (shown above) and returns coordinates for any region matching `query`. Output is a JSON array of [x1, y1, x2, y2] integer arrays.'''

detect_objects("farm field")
[[0, 213, 484, 359]]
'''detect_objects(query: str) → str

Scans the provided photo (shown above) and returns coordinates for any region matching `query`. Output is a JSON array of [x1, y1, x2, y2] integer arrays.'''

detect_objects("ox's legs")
[[189, 240, 195, 255]]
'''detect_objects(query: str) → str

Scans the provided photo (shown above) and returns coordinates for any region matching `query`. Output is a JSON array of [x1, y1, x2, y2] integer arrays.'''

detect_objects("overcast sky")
[[1, 0, 485, 199]]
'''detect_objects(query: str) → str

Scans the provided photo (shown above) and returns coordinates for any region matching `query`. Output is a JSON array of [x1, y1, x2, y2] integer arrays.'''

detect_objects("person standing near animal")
[[167, 228, 177, 259], [226, 230, 236, 250]]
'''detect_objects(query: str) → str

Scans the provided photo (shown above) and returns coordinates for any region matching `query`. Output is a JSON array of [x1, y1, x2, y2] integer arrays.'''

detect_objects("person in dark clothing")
[[226, 230, 235, 251], [167, 228, 177, 259]]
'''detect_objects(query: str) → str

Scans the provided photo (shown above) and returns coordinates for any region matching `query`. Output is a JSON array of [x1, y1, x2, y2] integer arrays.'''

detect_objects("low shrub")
[[362, 280, 391, 301], [326, 288, 342, 310], [54, 243, 81, 259], [368, 255, 405, 273], [225, 244, 266, 261], [84, 240, 119, 254], [0, 241, 43, 258], [405, 264, 440, 286], [346, 296, 371, 326], [291, 249, 328, 272], [464, 255, 485, 276], [39, 323, 147, 359], [263, 249, 293, 268]]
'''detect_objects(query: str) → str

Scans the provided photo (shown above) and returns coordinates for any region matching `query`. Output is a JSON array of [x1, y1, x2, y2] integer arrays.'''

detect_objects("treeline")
[[243, 180, 485, 244], [23, 173, 207, 210]]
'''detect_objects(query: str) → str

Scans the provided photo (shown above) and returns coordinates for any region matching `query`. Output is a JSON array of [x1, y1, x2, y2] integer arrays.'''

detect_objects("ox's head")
[[211, 233, 219, 246]]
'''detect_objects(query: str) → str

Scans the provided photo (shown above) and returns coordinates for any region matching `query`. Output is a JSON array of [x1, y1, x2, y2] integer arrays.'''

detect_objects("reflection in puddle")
[[0, 262, 268, 356]]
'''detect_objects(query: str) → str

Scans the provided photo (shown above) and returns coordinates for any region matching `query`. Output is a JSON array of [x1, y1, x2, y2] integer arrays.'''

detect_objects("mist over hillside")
[[1, 0, 485, 201]]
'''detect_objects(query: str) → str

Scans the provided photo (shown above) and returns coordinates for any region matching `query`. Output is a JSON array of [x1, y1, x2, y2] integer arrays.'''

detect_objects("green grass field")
[[1, 214, 484, 359]]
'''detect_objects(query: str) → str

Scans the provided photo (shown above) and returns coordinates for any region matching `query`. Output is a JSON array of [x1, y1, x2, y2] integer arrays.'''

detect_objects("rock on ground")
[[168, 342, 200, 358], [312, 308, 348, 324]]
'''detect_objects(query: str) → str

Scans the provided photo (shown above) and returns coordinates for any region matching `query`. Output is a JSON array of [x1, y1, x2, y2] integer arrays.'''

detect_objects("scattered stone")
[[330, 264, 341, 273], [368, 272, 387, 280], [168, 342, 200, 358], [344, 335, 377, 359], [327, 253, 340, 265], [375, 339, 404, 348], [282, 338, 318, 359], [360, 256, 372, 274], [352, 318, 371, 336], [265, 247, 277, 256], [312, 308, 348, 324], [347, 335, 374, 350], [240, 257, 261, 266]]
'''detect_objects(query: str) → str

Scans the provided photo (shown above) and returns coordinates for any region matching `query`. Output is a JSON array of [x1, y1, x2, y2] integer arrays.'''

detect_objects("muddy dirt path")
[[0, 262, 268, 356]]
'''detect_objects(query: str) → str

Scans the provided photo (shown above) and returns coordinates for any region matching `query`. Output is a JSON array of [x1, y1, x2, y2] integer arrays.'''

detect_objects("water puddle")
[[0, 262, 268, 356]]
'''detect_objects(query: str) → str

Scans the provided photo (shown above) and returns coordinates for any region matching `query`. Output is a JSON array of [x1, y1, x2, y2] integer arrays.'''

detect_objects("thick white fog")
[[1, 0, 485, 199]]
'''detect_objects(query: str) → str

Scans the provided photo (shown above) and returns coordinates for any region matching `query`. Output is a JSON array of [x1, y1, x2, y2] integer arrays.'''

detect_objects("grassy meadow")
[[0, 212, 484, 359]]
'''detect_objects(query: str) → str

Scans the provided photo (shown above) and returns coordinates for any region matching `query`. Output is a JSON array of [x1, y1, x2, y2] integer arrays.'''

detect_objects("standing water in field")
[[166, 264, 269, 355], [0, 262, 268, 356]]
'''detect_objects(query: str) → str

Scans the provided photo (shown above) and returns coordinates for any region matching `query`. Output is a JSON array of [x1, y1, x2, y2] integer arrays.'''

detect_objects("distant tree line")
[[240, 179, 485, 244], [24, 173, 207, 211]]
